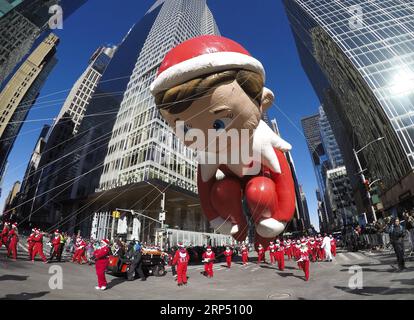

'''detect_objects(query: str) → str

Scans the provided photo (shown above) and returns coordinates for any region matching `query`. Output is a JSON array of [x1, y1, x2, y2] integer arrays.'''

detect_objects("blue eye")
[[213, 118, 232, 131], [213, 119, 225, 131]]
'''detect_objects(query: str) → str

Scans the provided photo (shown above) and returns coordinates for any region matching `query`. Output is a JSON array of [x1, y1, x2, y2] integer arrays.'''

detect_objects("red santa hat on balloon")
[[150, 35, 266, 96]]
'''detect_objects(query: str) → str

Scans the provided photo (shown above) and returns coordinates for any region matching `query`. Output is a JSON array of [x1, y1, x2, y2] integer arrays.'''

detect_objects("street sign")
[[159, 211, 166, 221]]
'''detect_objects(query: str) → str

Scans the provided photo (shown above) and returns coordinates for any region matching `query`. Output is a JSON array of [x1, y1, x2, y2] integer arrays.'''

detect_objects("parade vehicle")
[[107, 247, 167, 277]]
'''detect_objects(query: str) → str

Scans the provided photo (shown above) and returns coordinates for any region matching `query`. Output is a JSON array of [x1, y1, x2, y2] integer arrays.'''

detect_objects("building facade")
[[283, 0, 414, 218], [21, 46, 115, 227], [0, 33, 59, 187], [29, 0, 219, 241], [271, 118, 311, 233], [14, 124, 49, 224], [0, 0, 86, 86], [326, 166, 358, 231]]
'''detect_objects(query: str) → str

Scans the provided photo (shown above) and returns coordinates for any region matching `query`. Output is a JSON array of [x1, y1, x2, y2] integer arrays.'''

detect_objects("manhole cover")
[[267, 293, 291, 300]]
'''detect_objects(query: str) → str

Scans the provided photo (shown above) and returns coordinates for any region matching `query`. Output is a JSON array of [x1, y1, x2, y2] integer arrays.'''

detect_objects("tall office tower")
[[39, 0, 219, 239], [0, 33, 59, 186], [0, 0, 23, 18], [301, 114, 333, 230], [299, 185, 311, 231], [283, 0, 414, 217], [14, 124, 49, 222], [94, 0, 220, 240], [0, 0, 86, 86], [319, 106, 344, 169], [315, 189, 328, 232], [99, 0, 219, 193], [271, 118, 310, 233], [2, 180, 21, 220], [21, 47, 115, 226], [301, 114, 330, 196], [326, 166, 358, 230]]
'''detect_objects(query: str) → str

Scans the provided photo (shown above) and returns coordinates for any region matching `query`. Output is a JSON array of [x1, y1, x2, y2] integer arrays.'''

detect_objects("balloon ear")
[[260, 87, 274, 112]]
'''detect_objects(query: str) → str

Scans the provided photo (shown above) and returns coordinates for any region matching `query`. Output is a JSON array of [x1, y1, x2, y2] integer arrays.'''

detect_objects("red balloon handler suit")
[[0, 222, 10, 249], [224, 247, 233, 268], [7, 223, 19, 260], [31, 229, 47, 262], [93, 239, 110, 290], [297, 240, 310, 281], [172, 243, 189, 286], [27, 229, 36, 260], [202, 246, 215, 277], [241, 245, 249, 265], [48, 230, 61, 262], [275, 240, 285, 271], [257, 244, 265, 264]]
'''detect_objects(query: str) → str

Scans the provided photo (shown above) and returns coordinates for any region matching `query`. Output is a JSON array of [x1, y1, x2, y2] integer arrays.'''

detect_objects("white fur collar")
[[198, 120, 291, 182]]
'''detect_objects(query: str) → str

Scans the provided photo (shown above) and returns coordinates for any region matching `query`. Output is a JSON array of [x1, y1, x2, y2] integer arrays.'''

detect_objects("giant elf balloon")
[[150, 35, 295, 247]]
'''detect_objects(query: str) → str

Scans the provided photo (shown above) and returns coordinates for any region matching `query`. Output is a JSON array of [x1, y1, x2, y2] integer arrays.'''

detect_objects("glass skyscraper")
[[284, 0, 414, 215], [0, 0, 87, 86], [99, 0, 219, 194], [45, 0, 220, 239], [319, 106, 344, 169]]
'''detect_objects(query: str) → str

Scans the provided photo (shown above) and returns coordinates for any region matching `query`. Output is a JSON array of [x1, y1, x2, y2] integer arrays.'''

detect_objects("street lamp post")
[[144, 181, 166, 250], [353, 137, 384, 222]]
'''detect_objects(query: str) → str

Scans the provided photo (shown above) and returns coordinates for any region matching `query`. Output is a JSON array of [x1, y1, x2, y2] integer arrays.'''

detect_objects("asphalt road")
[[0, 243, 413, 300]]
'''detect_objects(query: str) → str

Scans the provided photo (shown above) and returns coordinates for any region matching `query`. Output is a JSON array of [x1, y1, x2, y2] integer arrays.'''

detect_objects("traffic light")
[[112, 210, 120, 218], [363, 179, 370, 191]]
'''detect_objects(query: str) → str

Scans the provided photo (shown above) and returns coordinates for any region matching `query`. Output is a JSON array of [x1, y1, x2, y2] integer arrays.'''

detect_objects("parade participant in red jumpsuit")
[[317, 235, 325, 261], [308, 237, 317, 262], [74, 238, 87, 264], [257, 244, 265, 264], [267, 241, 276, 264], [202, 246, 215, 278], [330, 235, 337, 257], [241, 244, 249, 265], [172, 243, 189, 286], [27, 228, 36, 260], [72, 236, 81, 262], [7, 223, 19, 260], [150, 35, 296, 247], [48, 230, 61, 262], [0, 222, 10, 249], [297, 240, 310, 281], [275, 239, 285, 271], [285, 239, 292, 260], [31, 229, 47, 263], [223, 246, 233, 268], [294, 240, 301, 260], [93, 239, 110, 290]]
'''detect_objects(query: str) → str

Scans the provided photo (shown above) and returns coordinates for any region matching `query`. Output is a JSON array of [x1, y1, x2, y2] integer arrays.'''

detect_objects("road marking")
[[18, 243, 28, 252], [338, 253, 350, 262], [348, 252, 363, 260]]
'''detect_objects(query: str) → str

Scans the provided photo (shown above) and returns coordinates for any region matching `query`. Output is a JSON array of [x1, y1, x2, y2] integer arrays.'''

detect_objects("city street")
[[1, 244, 413, 300]]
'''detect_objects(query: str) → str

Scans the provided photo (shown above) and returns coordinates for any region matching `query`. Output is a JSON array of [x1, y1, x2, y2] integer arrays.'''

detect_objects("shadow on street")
[[0, 274, 28, 281], [0, 291, 49, 300], [334, 286, 414, 296]]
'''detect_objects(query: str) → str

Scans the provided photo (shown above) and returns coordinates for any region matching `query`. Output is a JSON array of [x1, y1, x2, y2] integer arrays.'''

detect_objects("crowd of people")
[[0, 221, 339, 289], [167, 234, 338, 286], [1, 215, 411, 289]]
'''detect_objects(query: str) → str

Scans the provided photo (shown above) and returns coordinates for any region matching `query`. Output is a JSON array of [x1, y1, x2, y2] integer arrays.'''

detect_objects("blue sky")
[[0, 0, 321, 230]]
